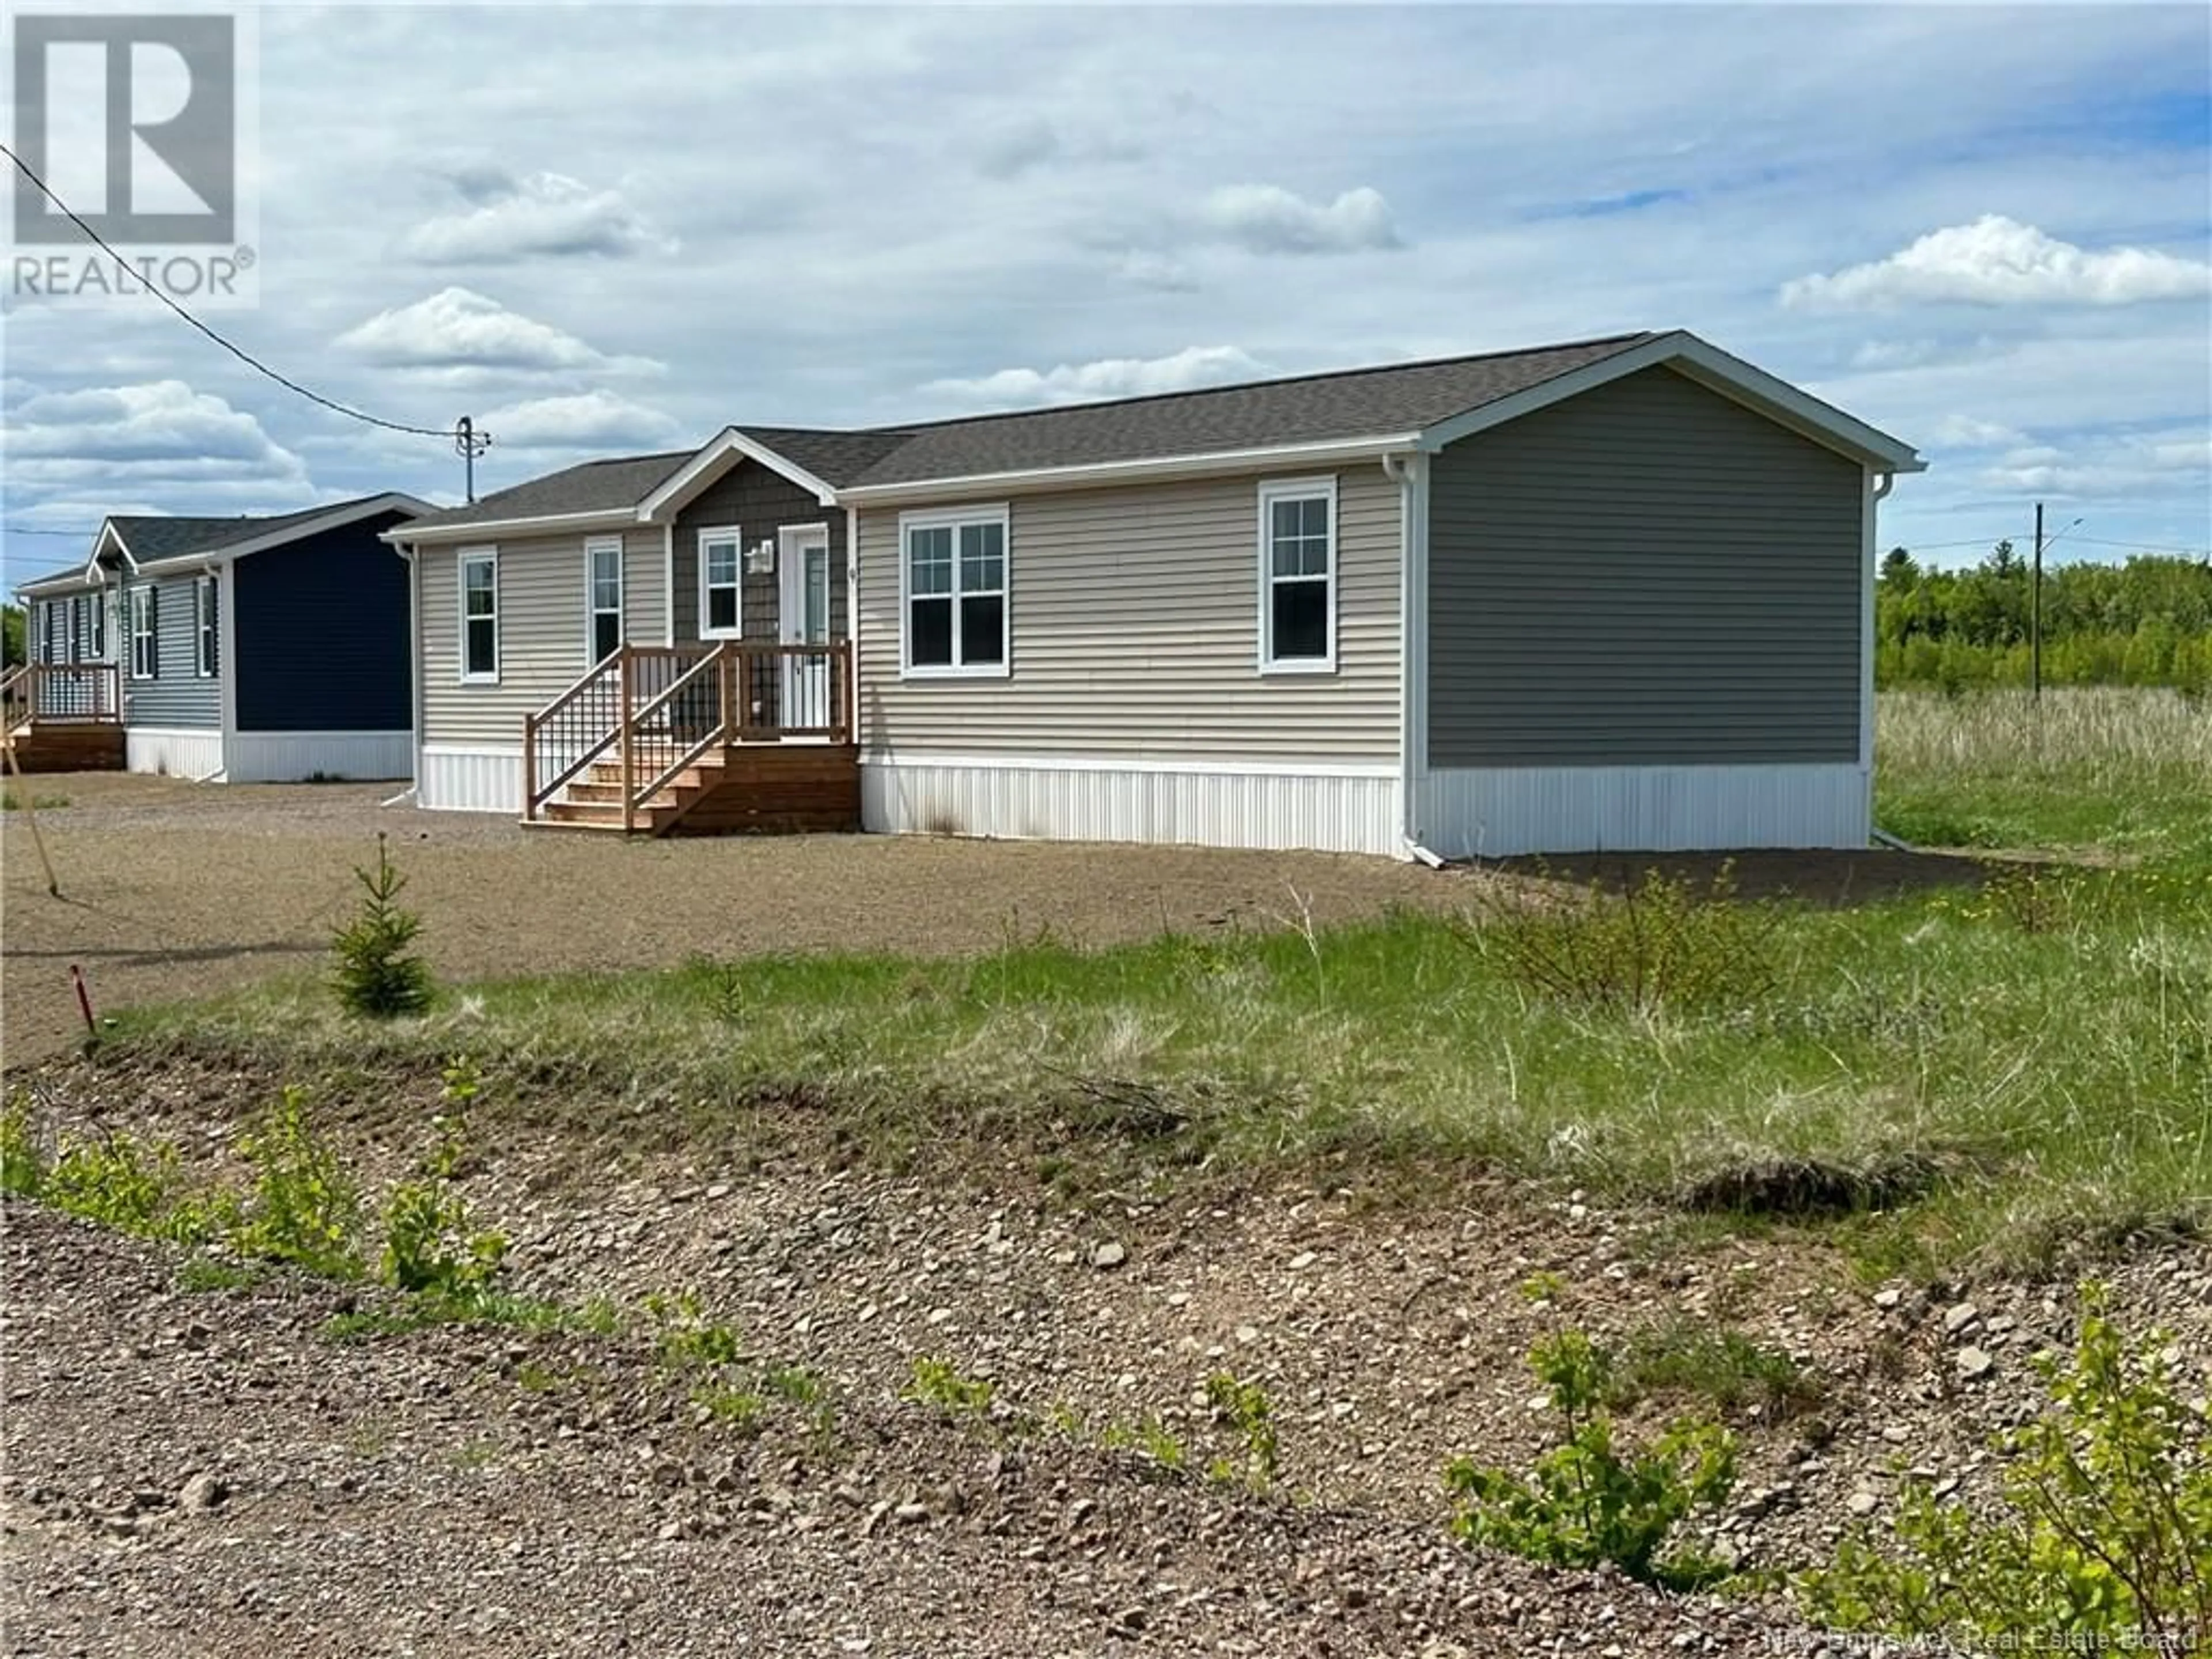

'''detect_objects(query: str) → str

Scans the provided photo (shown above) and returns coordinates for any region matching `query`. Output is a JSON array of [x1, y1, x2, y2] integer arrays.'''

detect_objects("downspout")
[[1382, 452, 1445, 868], [1863, 472, 1895, 847], [382, 540, 422, 808], [191, 557, 229, 783]]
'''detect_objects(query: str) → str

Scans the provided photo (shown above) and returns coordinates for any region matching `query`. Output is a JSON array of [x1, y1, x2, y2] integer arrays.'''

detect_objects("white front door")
[[777, 525, 832, 731]]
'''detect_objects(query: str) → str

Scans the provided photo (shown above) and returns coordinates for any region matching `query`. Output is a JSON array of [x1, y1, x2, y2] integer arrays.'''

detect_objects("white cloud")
[[4, 381, 308, 493], [398, 169, 677, 263], [1974, 426, 2212, 498], [1783, 215, 2212, 310], [1931, 414, 2028, 448], [334, 287, 660, 378], [474, 391, 682, 450], [925, 346, 1268, 407], [1195, 185, 1401, 256]]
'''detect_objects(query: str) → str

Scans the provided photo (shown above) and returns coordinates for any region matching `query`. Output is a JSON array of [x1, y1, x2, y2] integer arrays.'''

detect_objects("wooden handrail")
[[5, 662, 121, 726]]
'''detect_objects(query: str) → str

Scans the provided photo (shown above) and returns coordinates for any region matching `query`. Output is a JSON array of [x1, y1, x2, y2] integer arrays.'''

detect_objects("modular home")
[[10, 494, 428, 781], [387, 331, 1922, 858]]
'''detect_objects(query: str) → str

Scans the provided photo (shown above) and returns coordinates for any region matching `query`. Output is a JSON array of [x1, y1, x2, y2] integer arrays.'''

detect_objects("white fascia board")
[[637, 427, 840, 518], [1414, 331, 1926, 474], [838, 434, 1421, 507], [379, 506, 640, 547]]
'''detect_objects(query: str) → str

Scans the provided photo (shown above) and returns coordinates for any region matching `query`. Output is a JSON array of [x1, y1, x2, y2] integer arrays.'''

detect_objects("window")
[[459, 548, 498, 683], [902, 506, 1008, 675], [1258, 477, 1336, 672], [195, 576, 219, 677], [586, 537, 624, 662], [40, 601, 59, 664], [698, 528, 741, 638], [128, 586, 159, 680], [89, 589, 105, 660], [68, 596, 84, 664]]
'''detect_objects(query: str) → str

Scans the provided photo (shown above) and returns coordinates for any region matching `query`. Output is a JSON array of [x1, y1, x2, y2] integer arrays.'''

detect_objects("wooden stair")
[[5, 719, 126, 774], [529, 750, 725, 834]]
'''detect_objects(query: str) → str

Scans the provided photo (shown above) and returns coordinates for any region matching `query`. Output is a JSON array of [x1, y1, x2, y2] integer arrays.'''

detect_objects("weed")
[[693, 1384, 770, 1433], [0, 1101, 43, 1197], [761, 1365, 825, 1406], [1608, 1320, 1824, 1421], [1103, 1415, 1188, 1471], [331, 832, 433, 1018], [514, 1361, 560, 1393], [1461, 862, 1788, 1017], [0, 791, 69, 812], [233, 1086, 362, 1277], [1797, 1286, 2211, 1645], [1205, 1373, 1281, 1486], [178, 1256, 257, 1293], [378, 1112, 506, 1302], [906, 1356, 993, 1418], [645, 1290, 744, 1369], [1445, 1330, 1737, 1593]]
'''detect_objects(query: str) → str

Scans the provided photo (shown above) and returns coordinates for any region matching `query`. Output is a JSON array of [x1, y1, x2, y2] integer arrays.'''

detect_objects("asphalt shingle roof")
[[18, 495, 412, 594], [400, 332, 1659, 531]]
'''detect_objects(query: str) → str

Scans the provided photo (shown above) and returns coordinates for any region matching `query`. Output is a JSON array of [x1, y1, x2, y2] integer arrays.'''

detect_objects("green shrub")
[[1797, 1287, 2211, 1645], [331, 832, 433, 1018], [1445, 1330, 1737, 1592], [1205, 1372, 1280, 1486], [2, 1101, 47, 1198], [1463, 864, 1786, 1016], [378, 1096, 506, 1301], [232, 1086, 362, 1276]]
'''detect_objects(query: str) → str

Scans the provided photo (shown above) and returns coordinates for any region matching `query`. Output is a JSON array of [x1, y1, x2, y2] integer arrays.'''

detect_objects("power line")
[[1, 141, 463, 441], [0, 525, 99, 537], [2066, 535, 2210, 557]]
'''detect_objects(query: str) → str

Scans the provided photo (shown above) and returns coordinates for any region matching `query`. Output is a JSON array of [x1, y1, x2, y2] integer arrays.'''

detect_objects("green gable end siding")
[[1426, 366, 1865, 769], [669, 460, 846, 646], [122, 571, 219, 729]]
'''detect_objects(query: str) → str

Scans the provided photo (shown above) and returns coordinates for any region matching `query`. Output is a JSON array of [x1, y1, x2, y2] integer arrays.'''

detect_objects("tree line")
[[1877, 549, 2212, 692]]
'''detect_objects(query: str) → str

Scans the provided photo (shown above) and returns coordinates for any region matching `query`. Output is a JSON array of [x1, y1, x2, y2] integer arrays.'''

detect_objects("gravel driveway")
[[2, 774, 1448, 1066]]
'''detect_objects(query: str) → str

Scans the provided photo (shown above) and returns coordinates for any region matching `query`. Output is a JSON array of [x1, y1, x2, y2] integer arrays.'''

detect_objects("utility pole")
[[455, 416, 493, 503], [2031, 500, 2044, 702]]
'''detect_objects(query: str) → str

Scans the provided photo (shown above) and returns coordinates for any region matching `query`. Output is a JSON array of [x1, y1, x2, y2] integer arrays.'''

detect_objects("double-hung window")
[[460, 548, 499, 683], [698, 528, 742, 638], [128, 586, 159, 680], [89, 589, 106, 660], [1258, 477, 1337, 672], [67, 596, 85, 664], [586, 538, 624, 662], [902, 506, 1008, 676], [195, 575, 219, 677]]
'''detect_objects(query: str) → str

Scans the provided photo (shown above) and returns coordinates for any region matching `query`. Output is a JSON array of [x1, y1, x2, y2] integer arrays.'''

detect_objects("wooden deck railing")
[[522, 641, 851, 825], [2, 662, 121, 728]]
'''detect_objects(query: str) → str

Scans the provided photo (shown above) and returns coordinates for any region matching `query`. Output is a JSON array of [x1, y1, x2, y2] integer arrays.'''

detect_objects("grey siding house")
[[390, 331, 1922, 857], [15, 494, 429, 782]]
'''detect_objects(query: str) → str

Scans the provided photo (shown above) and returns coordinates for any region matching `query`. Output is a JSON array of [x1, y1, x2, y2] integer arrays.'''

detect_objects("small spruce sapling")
[[331, 832, 434, 1018]]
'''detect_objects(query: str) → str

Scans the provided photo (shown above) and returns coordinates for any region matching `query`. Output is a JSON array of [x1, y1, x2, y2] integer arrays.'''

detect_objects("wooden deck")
[[3, 663, 125, 774], [533, 743, 859, 835]]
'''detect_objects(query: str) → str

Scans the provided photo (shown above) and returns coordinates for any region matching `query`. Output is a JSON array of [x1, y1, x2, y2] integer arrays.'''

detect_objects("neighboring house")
[[388, 331, 1923, 857], [11, 494, 429, 781]]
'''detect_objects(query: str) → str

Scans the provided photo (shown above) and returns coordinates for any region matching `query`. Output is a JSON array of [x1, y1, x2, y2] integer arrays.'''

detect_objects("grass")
[[99, 691, 2212, 1271], [1, 790, 70, 812]]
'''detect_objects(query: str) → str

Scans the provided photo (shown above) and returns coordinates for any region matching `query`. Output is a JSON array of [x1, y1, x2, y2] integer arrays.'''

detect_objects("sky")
[[4, 2, 2210, 592]]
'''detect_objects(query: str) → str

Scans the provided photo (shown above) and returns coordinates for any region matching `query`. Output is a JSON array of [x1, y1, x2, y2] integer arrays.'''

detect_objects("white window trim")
[[1256, 474, 1339, 676], [194, 575, 218, 678], [696, 525, 743, 641], [898, 503, 1012, 680], [459, 546, 499, 685], [90, 589, 107, 661], [128, 586, 158, 680], [584, 535, 624, 662]]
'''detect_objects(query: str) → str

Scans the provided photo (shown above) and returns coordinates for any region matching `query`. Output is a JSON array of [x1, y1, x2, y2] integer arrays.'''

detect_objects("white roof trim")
[[134, 493, 436, 574], [1415, 331, 1926, 472], [637, 427, 840, 519], [381, 505, 639, 546], [837, 434, 1422, 507]]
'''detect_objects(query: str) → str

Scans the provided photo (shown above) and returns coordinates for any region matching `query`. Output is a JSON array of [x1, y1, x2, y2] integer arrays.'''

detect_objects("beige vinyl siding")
[[855, 466, 1400, 763], [421, 526, 666, 747]]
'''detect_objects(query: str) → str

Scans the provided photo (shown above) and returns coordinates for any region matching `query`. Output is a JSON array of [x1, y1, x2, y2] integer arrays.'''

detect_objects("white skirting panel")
[[861, 754, 1402, 856], [1418, 763, 1871, 858], [227, 730, 411, 784], [418, 745, 522, 813], [126, 726, 225, 779]]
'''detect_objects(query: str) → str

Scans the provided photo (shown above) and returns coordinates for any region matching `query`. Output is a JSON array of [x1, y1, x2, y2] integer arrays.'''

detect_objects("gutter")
[[1381, 451, 1445, 869]]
